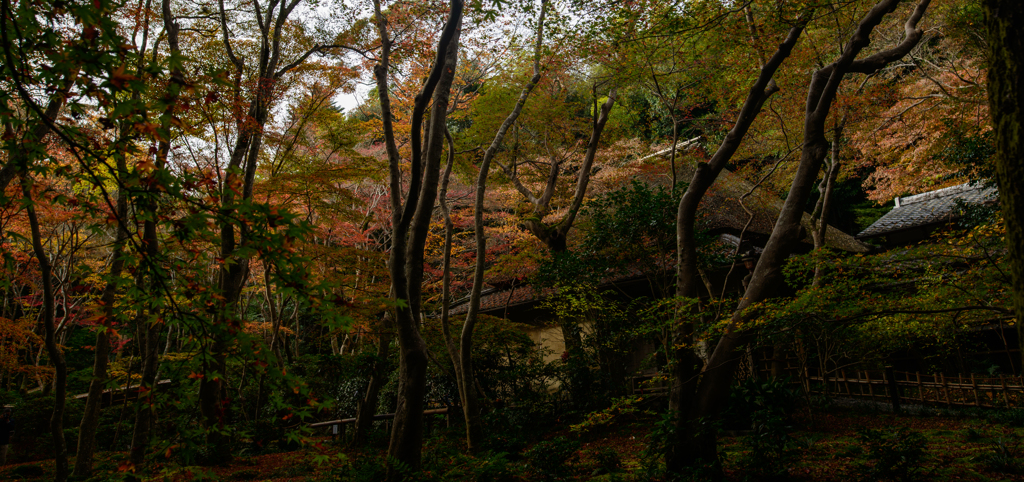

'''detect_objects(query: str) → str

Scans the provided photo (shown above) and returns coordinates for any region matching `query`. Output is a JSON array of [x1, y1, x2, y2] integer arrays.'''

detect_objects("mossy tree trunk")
[[985, 0, 1024, 374]]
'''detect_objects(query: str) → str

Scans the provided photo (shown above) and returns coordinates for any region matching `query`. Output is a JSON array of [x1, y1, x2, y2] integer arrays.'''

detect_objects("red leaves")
[[109, 64, 138, 90]]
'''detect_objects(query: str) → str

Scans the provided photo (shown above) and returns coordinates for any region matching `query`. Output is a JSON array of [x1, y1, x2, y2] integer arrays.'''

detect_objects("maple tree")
[[0, 0, 1018, 480]]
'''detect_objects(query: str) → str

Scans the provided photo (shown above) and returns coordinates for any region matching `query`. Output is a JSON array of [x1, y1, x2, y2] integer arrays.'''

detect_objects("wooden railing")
[[806, 369, 1024, 410], [630, 367, 1024, 410], [308, 406, 458, 438]]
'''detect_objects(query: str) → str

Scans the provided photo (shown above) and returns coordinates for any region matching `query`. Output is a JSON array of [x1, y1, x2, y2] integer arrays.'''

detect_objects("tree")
[[440, 0, 548, 452], [195, 0, 363, 460], [1, 0, 153, 478], [498, 87, 617, 253], [670, 0, 931, 473], [668, 6, 811, 472], [371, 0, 463, 475], [984, 0, 1024, 372]]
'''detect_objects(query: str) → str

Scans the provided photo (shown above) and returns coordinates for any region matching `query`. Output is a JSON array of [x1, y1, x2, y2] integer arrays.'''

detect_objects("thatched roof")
[[448, 146, 871, 317], [622, 147, 870, 253]]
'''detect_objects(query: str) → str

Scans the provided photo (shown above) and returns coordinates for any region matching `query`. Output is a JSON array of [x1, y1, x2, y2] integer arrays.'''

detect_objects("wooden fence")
[[309, 406, 458, 439], [806, 369, 1024, 410], [630, 366, 1024, 411]]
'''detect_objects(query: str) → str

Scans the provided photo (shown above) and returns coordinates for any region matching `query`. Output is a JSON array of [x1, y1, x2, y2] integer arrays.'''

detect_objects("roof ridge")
[[899, 182, 987, 206]]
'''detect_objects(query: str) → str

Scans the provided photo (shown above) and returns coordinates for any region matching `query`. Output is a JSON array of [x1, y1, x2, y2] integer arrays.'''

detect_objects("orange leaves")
[[0, 317, 47, 379], [108, 64, 138, 91]]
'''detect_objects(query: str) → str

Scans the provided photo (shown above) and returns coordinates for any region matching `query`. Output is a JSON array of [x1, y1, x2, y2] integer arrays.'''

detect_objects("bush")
[[973, 438, 1022, 474], [640, 412, 724, 481], [724, 377, 799, 431], [571, 396, 643, 437], [435, 451, 520, 482], [738, 409, 804, 481], [8, 394, 85, 463], [524, 436, 580, 480], [9, 463, 45, 477], [482, 406, 549, 457], [230, 468, 261, 480], [989, 408, 1024, 428], [589, 447, 622, 476], [856, 427, 928, 482]]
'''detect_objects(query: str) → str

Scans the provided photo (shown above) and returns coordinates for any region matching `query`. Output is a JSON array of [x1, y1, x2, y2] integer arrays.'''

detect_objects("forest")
[[2, 0, 1024, 480]]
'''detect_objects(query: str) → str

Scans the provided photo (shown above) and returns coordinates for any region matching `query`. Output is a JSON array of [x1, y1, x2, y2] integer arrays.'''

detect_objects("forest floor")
[[3, 405, 1024, 481]]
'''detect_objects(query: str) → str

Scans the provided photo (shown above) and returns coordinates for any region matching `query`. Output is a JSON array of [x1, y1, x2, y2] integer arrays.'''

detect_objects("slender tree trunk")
[[130, 317, 161, 463], [22, 175, 68, 482], [77, 0, 160, 469], [129, 0, 182, 463], [74, 156, 130, 476], [381, 1, 462, 475], [670, 118, 680, 190], [985, 0, 1024, 374], [440, 0, 548, 451], [352, 313, 393, 445], [810, 116, 844, 287]]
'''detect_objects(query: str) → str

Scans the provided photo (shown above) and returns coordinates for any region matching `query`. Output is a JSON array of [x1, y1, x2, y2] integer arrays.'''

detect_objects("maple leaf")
[[109, 64, 138, 90]]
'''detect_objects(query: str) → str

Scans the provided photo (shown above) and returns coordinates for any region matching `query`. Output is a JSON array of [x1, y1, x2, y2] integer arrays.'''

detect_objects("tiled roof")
[[856, 183, 998, 239]]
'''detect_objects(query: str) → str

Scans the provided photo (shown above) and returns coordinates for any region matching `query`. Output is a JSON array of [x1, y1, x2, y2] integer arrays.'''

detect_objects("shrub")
[[973, 438, 1022, 474], [856, 427, 928, 482], [589, 447, 622, 476], [738, 409, 804, 481], [230, 468, 261, 480], [571, 396, 643, 437], [989, 408, 1024, 428], [10, 463, 45, 477], [524, 436, 580, 480], [442, 451, 519, 482], [724, 377, 799, 431], [8, 394, 84, 463], [641, 412, 723, 481]]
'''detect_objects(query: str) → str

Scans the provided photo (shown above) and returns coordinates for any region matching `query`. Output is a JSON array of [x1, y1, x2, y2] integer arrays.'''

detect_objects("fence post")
[[885, 366, 901, 414], [970, 374, 981, 406], [940, 373, 952, 406], [1001, 376, 1010, 406]]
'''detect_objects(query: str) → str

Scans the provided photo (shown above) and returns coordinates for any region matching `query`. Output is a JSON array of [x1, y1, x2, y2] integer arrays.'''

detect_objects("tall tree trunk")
[[378, 0, 462, 476], [440, 0, 548, 452], [129, 0, 182, 463], [352, 312, 393, 445], [810, 115, 845, 287], [78, 0, 160, 471], [668, 16, 810, 472], [22, 175, 69, 482], [985, 0, 1024, 374], [670, 0, 930, 472], [74, 154, 131, 476]]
